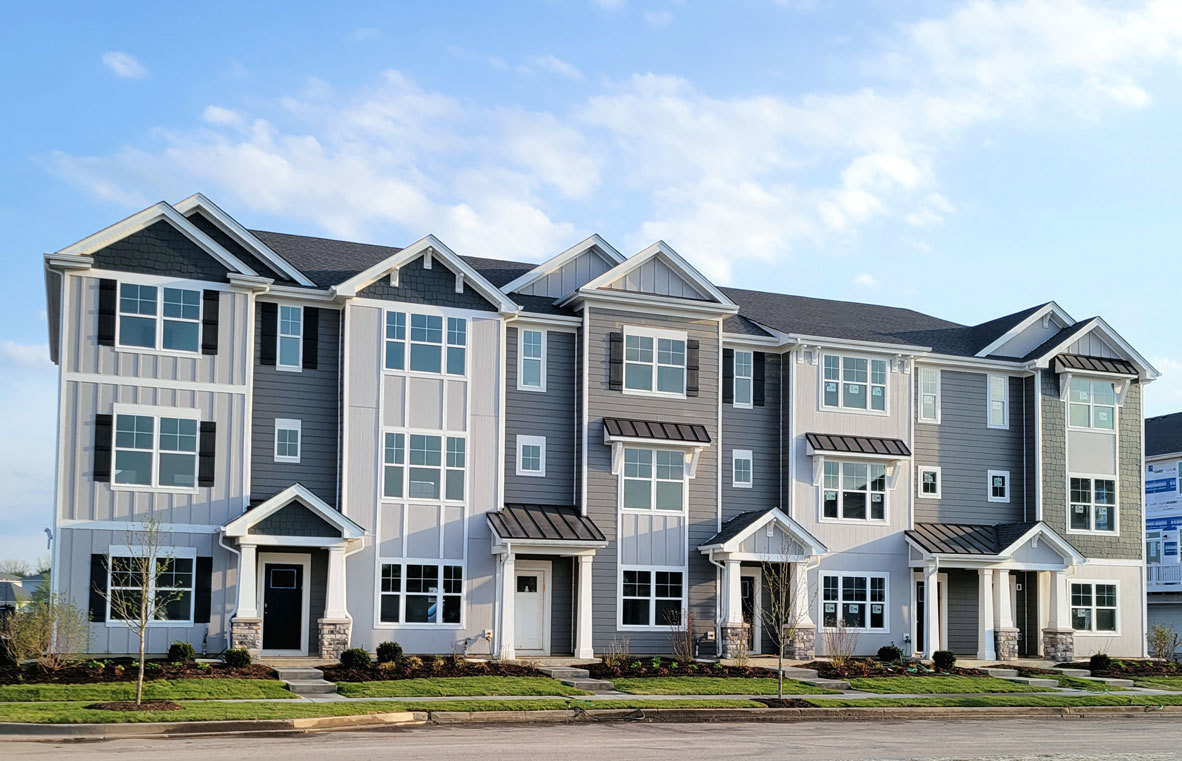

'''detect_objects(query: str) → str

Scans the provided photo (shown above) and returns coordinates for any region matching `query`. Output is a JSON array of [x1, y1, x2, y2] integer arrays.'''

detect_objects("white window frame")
[[1067, 377, 1118, 432], [918, 465, 942, 499], [733, 350, 753, 409], [382, 307, 468, 378], [116, 282, 203, 355], [376, 560, 465, 629], [274, 418, 301, 463], [517, 328, 547, 392], [622, 325, 688, 399], [820, 353, 889, 415], [987, 469, 1010, 503], [105, 545, 198, 627], [987, 374, 1009, 429], [732, 449, 753, 489], [619, 446, 688, 513], [276, 304, 303, 371], [1070, 580, 1120, 635], [618, 565, 686, 631], [516, 435, 547, 477], [819, 459, 889, 523], [381, 430, 467, 503], [818, 571, 889, 633], [110, 404, 202, 493], [917, 366, 940, 424], [1067, 473, 1119, 536]]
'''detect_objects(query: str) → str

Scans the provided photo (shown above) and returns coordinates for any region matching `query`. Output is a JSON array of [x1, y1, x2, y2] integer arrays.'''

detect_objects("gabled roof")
[[222, 483, 365, 539], [699, 507, 827, 556], [973, 302, 1071, 358], [500, 235, 626, 295], [1019, 316, 1159, 379], [1148, 412, 1182, 458], [905, 521, 1084, 565], [577, 241, 737, 307]]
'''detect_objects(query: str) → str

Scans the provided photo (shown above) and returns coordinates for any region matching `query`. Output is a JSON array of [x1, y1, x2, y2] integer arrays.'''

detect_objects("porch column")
[[236, 542, 258, 618], [1042, 569, 1075, 662], [1048, 570, 1069, 628], [500, 553, 516, 660], [721, 559, 744, 658], [994, 569, 1018, 660], [923, 562, 940, 657], [324, 545, 348, 619], [793, 562, 813, 627], [574, 555, 594, 659], [977, 568, 996, 661]]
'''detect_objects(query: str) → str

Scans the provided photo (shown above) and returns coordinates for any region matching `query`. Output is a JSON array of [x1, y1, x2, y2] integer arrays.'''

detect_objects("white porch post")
[[793, 562, 813, 627], [1048, 569, 1069, 629], [995, 569, 1013, 628], [725, 559, 743, 624], [236, 542, 258, 618], [574, 555, 594, 659], [977, 568, 996, 661], [324, 545, 348, 619], [500, 553, 516, 660], [924, 562, 940, 657]]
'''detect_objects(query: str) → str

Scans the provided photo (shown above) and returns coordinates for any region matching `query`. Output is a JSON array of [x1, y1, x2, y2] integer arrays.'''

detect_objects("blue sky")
[[2, 0, 1181, 562]]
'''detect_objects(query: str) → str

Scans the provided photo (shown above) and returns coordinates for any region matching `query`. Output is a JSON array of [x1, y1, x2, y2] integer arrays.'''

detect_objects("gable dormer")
[[976, 303, 1072, 359], [503, 235, 625, 300]]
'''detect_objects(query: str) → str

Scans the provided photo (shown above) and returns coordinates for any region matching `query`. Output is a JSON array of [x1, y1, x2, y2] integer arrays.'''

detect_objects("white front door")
[[514, 561, 551, 655]]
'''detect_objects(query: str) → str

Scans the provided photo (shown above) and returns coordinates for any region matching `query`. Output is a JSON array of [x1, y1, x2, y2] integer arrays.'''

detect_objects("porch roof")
[[603, 417, 711, 444], [905, 520, 1085, 565], [698, 507, 827, 556], [804, 432, 911, 457], [487, 504, 606, 543]]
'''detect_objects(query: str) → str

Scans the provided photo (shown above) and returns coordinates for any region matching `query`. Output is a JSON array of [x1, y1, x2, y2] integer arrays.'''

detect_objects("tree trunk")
[[777, 642, 784, 699], [136, 632, 146, 705]]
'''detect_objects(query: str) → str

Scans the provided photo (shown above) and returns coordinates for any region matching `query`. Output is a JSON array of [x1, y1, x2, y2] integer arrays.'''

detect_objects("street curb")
[[0, 711, 426, 739]]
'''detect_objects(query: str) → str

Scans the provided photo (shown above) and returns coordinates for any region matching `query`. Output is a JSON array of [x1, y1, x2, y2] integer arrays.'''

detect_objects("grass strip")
[[1131, 676, 1182, 690], [808, 694, 1182, 708], [611, 677, 838, 696], [0, 679, 294, 703], [846, 676, 1042, 694], [1039, 674, 1127, 692], [572, 698, 765, 709], [335, 677, 589, 698]]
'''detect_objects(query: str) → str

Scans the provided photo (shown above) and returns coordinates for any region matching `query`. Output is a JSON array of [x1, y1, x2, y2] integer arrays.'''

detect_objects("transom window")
[[382, 433, 465, 501], [384, 311, 466, 376], [624, 329, 686, 395], [822, 461, 887, 521], [732, 449, 753, 489], [823, 355, 887, 412], [118, 284, 202, 353], [918, 367, 940, 423], [277, 305, 302, 369], [378, 563, 462, 625], [113, 413, 199, 489], [621, 569, 683, 627], [519, 329, 546, 391], [734, 350, 753, 408], [1070, 476, 1117, 533], [108, 553, 194, 623], [1071, 582, 1117, 633], [822, 573, 887, 631], [622, 448, 685, 511], [1068, 378, 1117, 430], [988, 375, 1009, 428]]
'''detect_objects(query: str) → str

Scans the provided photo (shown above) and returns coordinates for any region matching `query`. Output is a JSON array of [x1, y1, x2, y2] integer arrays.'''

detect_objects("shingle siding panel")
[[359, 255, 497, 311], [90, 221, 230, 282]]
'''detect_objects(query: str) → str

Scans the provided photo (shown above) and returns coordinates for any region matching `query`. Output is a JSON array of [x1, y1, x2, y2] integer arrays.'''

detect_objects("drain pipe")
[[217, 530, 240, 653], [707, 549, 727, 655]]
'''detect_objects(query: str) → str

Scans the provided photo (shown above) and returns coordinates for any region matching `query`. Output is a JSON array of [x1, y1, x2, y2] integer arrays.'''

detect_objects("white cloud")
[[202, 105, 242, 127], [526, 55, 583, 81], [101, 51, 148, 79], [854, 272, 879, 288], [0, 341, 50, 369], [644, 10, 673, 27]]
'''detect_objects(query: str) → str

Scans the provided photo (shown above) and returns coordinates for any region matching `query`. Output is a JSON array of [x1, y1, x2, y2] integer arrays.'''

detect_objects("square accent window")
[[822, 461, 887, 521], [823, 354, 887, 412], [732, 449, 753, 488], [516, 435, 546, 477], [519, 329, 546, 391], [274, 419, 301, 463], [918, 466, 941, 499], [118, 283, 202, 353], [1069, 476, 1117, 533], [622, 448, 684, 511], [624, 329, 686, 396]]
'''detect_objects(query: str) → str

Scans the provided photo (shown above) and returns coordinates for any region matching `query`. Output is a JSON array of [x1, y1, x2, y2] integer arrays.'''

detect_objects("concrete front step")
[[981, 668, 1019, 678], [1089, 677, 1135, 688], [560, 678, 614, 692], [274, 667, 328, 681], [779, 667, 819, 679], [286, 679, 339, 695], [537, 666, 590, 680], [1055, 668, 1091, 677], [798, 678, 850, 690], [1002, 676, 1059, 688]]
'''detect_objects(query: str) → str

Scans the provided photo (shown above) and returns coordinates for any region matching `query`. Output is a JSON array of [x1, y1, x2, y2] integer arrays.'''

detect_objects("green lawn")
[[0, 679, 294, 703], [847, 676, 1043, 694], [611, 677, 838, 696], [808, 694, 1182, 708], [335, 677, 589, 698], [1131, 676, 1182, 690]]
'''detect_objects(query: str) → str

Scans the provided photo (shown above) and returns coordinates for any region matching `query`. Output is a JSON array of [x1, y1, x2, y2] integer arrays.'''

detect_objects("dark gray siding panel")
[[250, 305, 340, 507], [722, 352, 781, 520], [90, 221, 230, 282], [913, 371, 1025, 524], [946, 569, 979, 656], [185, 210, 289, 282], [249, 503, 338, 537], [359, 255, 496, 311], [504, 328, 576, 504], [309, 549, 327, 650]]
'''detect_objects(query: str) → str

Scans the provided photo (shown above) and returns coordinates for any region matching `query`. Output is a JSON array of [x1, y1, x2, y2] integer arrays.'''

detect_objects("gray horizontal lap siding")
[[250, 305, 340, 507], [504, 327, 576, 505], [359, 255, 496, 311], [913, 371, 1025, 524], [90, 221, 229, 282], [722, 351, 781, 520], [586, 307, 719, 654], [946, 569, 979, 656]]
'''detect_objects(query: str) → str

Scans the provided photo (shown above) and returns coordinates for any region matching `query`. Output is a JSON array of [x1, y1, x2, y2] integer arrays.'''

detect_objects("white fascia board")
[[173, 193, 317, 287], [56, 202, 258, 276], [701, 508, 827, 556], [560, 287, 739, 317], [1023, 317, 1160, 380], [788, 334, 931, 354], [268, 284, 338, 303], [332, 234, 520, 314], [222, 483, 365, 538], [998, 523, 1086, 566], [915, 353, 1030, 372], [500, 234, 626, 295], [974, 301, 1073, 358], [576, 240, 737, 307]]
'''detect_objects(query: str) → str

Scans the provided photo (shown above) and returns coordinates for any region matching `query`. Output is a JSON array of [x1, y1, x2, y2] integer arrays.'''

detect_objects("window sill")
[[732, 402, 753, 410], [617, 624, 675, 632], [819, 405, 889, 417], [818, 517, 889, 526], [105, 620, 194, 628], [516, 470, 547, 478], [987, 497, 1011, 504], [382, 368, 467, 380], [986, 423, 1010, 431], [110, 484, 201, 495], [917, 494, 941, 500], [516, 384, 547, 393], [917, 419, 940, 425], [114, 345, 204, 359], [622, 388, 687, 400], [375, 623, 465, 630], [1074, 630, 1120, 637], [621, 507, 687, 515], [1067, 529, 1120, 537], [1067, 425, 1117, 434], [275, 365, 303, 373], [733, 483, 753, 489], [274, 456, 301, 464], [817, 626, 888, 635]]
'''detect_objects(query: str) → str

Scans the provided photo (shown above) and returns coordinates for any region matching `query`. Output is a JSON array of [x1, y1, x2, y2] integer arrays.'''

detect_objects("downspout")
[[707, 549, 726, 651], [217, 530, 240, 651]]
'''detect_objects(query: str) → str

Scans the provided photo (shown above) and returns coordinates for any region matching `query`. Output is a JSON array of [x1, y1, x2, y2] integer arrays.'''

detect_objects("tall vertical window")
[[1071, 582, 1117, 633], [274, 419, 301, 463], [624, 329, 686, 395], [621, 569, 682, 627], [988, 374, 1008, 429], [622, 448, 685, 511], [446, 317, 466, 375], [918, 367, 940, 423], [732, 449, 753, 488], [821, 573, 887, 631], [733, 350, 753, 407], [822, 461, 887, 521], [823, 355, 887, 412], [277, 305, 303, 369], [118, 284, 202, 353], [1070, 476, 1117, 533], [113, 413, 198, 489], [518, 329, 546, 391], [385, 312, 406, 370], [1068, 378, 1117, 430], [383, 433, 405, 498]]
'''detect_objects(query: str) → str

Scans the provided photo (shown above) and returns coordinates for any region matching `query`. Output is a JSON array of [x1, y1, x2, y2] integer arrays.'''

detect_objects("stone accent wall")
[[90, 220, 230, 281], [1042, 628, 1075, 662], [318, 619, 351, 660], [995, 627, 1019, 661], [359, 254, 497, 311], [720, 624, 745, 659], [787, 625, 816, 660], [230, 617, 262, 655]]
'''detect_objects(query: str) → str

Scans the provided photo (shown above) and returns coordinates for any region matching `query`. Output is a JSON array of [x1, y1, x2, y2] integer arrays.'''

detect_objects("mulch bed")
[[801, 659, 983, 679], [0, 659, 276, 686], [587, 658, 777, 679], [754, 698, 815, 708], [321, 659, 543, 682], [85, 700, 183, 712], [1061, 659, 1182, 678]]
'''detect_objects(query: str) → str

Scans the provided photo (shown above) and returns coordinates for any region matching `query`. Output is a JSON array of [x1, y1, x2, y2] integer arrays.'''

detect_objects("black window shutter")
[[259, 302, 277, 366], [93, 413, 113, 482], [686, 339, 700, 397], [198, 421, 216, 487], [608, 332, 623, 390], [97, 279, 117, 346], [89, 554, 108, 622], [722, 348, 735, 404], [194, 557, 213, 623], [302, 307, 319, 370], [201, 290, 220, 356], [754, 352, 766, 407]]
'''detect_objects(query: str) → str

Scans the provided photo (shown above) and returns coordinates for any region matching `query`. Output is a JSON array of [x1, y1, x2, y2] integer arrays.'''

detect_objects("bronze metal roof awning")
[[905, 522, 1038, 556], [487, 504, 606, 544], [603, 417, 710, 443], [805, 433, 911, 457], [1054, 353, 1137, 376]]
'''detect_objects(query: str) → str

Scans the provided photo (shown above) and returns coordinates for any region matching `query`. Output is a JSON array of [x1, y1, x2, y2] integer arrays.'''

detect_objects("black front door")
[[741, 576, 757, 652], [916, 580, 926, 653], [263, 563, 303, 651]]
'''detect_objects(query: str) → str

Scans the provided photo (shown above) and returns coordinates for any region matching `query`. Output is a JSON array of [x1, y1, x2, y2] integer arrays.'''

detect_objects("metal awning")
[[487, 504, 606, 544], [1054, 353, 1137, 376], [603, 417, 710, 444], [805, 432, 911, 458]]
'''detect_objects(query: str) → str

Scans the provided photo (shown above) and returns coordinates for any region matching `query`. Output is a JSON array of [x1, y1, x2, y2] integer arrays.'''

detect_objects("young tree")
[[0, 559, 33, 577], [759, 562, 813, 699], [99, 519, 183, 705]]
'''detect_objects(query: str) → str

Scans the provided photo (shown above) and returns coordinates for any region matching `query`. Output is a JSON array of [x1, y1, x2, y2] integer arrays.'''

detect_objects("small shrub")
[[602, 637, 631, 668], [824, 620, 859, 668], [1090, 652, 1112, 672], [650, 656, 662, 669], [378, 660, 399, 671], [86, 659, 105, 670], [877, 644, 904, 663], [376, 641, 404, 664], [404, 655, 423, 670], [1148, 623, 1181, 661], [340, 648, 372, 670], [224, 648, 252, 669], [144, 661, 162, 672], [196, 662, 211, 671], [430, 655, 445, 670], [932, 650, 956, 670], [168, 641, 197, 663]]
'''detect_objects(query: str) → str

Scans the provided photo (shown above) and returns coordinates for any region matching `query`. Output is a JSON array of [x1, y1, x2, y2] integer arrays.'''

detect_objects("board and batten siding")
[[250, 303, 341, 507], [721, 350, 782, 521], [912, 370, 1026, 524], [504, 327, 576, 505], [584, 306, 720, 653], [513, 250, 615, 298]]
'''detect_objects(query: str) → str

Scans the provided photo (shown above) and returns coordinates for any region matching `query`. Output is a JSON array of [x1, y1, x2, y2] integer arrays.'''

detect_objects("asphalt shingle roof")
[[1148, 412, 1182, 458], [701, 508, 777, 548]]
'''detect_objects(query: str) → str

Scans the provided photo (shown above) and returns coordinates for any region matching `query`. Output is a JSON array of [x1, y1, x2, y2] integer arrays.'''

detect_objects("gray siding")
[[249, 503, 338, 537], [604, 258, 709, 300], [945, 569, 979, 655], [913, 371, 1026, 524], [184, 210, 288, 282], [359, 254, 496, 311], [504, 327, 576, 504], [721, 351, 781, 520], [250, 303, 341, 507], [514, 250, 615, 298], [90, 220, 230, 282]]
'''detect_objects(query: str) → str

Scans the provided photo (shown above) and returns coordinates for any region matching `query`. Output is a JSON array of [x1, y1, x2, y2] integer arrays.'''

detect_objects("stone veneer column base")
[[229, 617, 261, 655], [787, 626, 816, 660], [995, 627, 1020, 661], [318, 618, 352, 660], [720, 624, 745, 659], [1042, 627, 1075, 662]]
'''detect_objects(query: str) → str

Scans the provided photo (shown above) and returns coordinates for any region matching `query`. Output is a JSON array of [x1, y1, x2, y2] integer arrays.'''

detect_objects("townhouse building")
[[42, 195, 1155, 662], [1146, 411, 1182, 643]]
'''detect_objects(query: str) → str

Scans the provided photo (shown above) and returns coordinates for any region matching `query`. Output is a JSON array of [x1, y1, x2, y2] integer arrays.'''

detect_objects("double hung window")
[[823, 355, 887, 411], [1071, 582, 1117, 633], [733, 350, 753, 407], [621, 569, 683, 627], [383, 433, 465, 501], [118, 284, 202, 353], [624, 329, 686, 395], [918, 367, 940, 423], [277, 305, 302, 369], [1068, 378, 1117, 430], [822, 461, 887, 521], [519, 329, 546, 390], [108, 552, 195, 623], [113, 413, 199, 489], [988, 375, 1009, 428], [622, 448, 685, 511], [1070, 476, 1117, 532]]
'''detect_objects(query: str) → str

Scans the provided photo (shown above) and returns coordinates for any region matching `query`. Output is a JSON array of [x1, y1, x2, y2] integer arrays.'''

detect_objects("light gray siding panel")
[[504, 327, 576, 505], [604, 258, 709, 300], [722, 351, 782, 520], [1068, 333, 1118, 358], [515, 251, 614, 298]]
